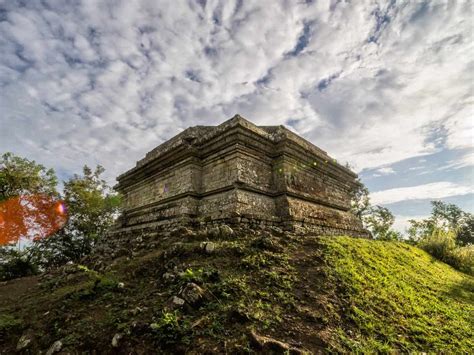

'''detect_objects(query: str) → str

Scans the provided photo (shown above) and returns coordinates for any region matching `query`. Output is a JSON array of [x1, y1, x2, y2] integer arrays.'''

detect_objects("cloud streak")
[[371, 182, 474, 205]]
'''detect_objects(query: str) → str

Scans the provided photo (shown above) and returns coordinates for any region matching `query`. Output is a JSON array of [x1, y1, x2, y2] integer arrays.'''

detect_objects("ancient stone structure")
[[114, 115, 367, 236]]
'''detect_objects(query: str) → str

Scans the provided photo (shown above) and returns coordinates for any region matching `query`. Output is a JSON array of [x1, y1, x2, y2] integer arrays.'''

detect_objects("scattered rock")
[[117, 282, 125, 289], [172, 226, 195, 237], [16, 334, 33, 351], [196, 228, 208, 239], [165, 295, 185, 310], [163, 243, 185, 261], [131, 306, 145, 315], [249, 330, 305, 354], [116, 247, 131, 258], [164, 260, 177, 271], [111, 333, 123, 347], [46, 340, 62, 355], [162, 272, 176, 281], [63, 265, 77, 275], [219, 224, 234, 238], [270, 226, 284, 236], [252, 236, 282, 252], [180, 282, 206, 306], [200, 241, 216, 254], [208, 226, 220, 238]]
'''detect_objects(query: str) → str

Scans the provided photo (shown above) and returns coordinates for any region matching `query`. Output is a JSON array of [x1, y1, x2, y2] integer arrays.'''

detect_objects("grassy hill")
[[1, 228, 473, 353]]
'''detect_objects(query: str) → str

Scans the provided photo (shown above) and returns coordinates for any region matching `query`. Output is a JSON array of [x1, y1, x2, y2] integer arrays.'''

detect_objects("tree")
[[0, 152, 57, 202], [350, 178, 370, 219], [0, 247, 38, 281], [0, 153, 60, 278], [363, 206, 401, 241], [29, 165, 121, 268], [407, 218, 434, 243], [408, 201, 473, 246], [0, 153, 63, 245], [431, 201, 466, 230], [349, 178, 399, 240], [457, 214, 474, 246], [1, 153, 121, 277]]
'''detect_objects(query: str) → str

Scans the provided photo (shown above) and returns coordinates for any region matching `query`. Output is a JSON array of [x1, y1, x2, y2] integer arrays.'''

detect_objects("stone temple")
[[115, 115, 366, 236]]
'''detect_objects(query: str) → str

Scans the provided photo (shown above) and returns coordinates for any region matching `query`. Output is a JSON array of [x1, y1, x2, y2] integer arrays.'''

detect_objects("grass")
[[0, 231, 472, 353], [0, 314, 21, 331], [317, 237, 474, 353]]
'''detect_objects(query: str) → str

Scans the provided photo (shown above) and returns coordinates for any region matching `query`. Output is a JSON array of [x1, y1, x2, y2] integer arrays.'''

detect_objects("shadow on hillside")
[[446, 277, 474, 305]]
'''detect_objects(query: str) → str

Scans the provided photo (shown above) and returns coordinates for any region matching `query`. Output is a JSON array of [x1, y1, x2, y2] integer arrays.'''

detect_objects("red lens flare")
[[0, 195, 68, 246]]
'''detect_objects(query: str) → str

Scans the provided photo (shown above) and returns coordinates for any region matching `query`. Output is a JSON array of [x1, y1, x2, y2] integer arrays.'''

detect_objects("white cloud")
[[373, 166, 395, 177], [0, 0, 472, 187], [438, 150, 474, 171], [392, 214, 427, 234], [371, 182, 474, 205]]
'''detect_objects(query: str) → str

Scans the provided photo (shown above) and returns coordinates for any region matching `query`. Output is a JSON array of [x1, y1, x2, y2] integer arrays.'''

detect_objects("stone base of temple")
[[111, 210, 369, 239]]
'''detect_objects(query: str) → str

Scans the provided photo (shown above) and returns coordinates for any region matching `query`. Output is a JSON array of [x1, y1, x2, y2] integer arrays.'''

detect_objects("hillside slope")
[[1, 228, 473, 353]]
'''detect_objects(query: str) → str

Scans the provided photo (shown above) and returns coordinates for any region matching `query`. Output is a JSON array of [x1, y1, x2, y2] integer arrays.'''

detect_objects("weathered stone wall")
[[285, 196, 363, 231], [115, 115, 368, 237], [234, 190, 276, 217], [199, 190, 238, 219], [123, 161, 198, 210], [122, 196, 199, 228], [201, 155, 238, 193], [275, 154, 353, 209], [235, 153, 273, 192]]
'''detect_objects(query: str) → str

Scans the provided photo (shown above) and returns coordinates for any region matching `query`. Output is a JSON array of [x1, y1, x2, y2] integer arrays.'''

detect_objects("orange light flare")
[[0, 195, 68, 246]]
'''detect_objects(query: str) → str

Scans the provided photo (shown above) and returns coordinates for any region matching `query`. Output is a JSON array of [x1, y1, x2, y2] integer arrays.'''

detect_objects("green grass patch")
[[0, 314, 21, 331], [317, 236, 474, 353]]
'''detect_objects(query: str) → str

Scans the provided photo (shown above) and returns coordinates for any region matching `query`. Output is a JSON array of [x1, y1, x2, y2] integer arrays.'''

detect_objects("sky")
[[0, 0, 472, 233]]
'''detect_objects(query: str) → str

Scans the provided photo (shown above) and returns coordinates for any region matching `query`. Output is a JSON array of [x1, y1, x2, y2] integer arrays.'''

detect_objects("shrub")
[[419, 228, 474, 275], [0, 247, 38, 281], [150, 311, 191, 345], [419, 229, 456, 262], [450, 245, 474, 275]]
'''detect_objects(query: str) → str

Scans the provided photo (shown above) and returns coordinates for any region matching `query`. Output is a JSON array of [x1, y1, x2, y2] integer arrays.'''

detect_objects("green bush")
[[419, 229, 456, 261], [0, 314, 22, 338], [419, 228, 474, 275], [0, 247, 38, 281], [450, 245, 474, 275], [150, 311, 191, 345]]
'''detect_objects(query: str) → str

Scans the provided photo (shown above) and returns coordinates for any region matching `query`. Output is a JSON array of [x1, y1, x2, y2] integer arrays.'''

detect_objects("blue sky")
[[0, 0, 472, 233]]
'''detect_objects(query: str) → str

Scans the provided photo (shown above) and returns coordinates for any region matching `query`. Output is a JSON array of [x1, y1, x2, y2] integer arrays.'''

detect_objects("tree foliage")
[[407, 201, 473, 274], [363, 206, 401, 241], [350, 178, 400, 240], [350, 178, 370, 219], [0, 153, 121, 279], [457, 214, 474, 247], [0, 152, 57, 202], [30, 165, 121, 269], [408, 201, 473, 246]]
